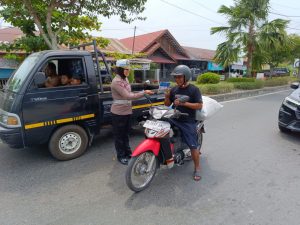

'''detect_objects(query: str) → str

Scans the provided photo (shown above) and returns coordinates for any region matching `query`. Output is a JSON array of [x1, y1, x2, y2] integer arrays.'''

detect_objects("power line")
[[269, 8, 300, 28], [160, 0, 224, 25], [272, 2, 300, 11], [101, 28, 134, 31], [287, 26, 300, 31], [136, 27, 151, 33], [270, 11, 300, 18], [190, 0, 218, 14]]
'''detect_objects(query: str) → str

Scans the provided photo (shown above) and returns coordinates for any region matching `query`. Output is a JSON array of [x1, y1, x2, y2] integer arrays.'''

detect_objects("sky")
[[93, 0, 300, 50], [1, 0, 300, 51]]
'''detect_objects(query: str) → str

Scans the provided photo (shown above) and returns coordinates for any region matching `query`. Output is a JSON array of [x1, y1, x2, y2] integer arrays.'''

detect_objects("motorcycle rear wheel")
[[126, 151, 158, 192]]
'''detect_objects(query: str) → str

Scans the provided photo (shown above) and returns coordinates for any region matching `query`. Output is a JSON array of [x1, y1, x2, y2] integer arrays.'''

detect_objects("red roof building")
[[183, 46, 215, 61], [119, 29, 190, 65], [0, 27, 219, 81], [119, 29, 217, 79], [0, 27, 23, 43]]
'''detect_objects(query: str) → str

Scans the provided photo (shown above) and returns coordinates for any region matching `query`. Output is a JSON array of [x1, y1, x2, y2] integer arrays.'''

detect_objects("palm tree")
[[211, 0, 289, 76]]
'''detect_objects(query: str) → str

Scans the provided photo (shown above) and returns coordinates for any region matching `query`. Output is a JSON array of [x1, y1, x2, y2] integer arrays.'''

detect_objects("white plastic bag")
[[196, 96, 223, 121]]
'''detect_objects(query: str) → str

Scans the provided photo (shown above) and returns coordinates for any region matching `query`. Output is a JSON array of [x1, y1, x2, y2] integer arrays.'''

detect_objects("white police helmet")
[[116, 59, 130, 69]]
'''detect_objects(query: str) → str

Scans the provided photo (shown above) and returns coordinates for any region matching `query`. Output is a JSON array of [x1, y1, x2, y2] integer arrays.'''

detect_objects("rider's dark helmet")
[[170, 65, 192, 82]]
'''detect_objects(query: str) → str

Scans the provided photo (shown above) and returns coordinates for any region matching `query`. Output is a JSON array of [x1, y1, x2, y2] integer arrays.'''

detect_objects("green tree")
[[0, 0, 147, 50], [256, 19, 292, 71], [211, 0, 290, 76]]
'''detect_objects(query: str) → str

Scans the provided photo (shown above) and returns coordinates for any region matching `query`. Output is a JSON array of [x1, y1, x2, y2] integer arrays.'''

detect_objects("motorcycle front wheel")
[[126, 151, 158, 192]]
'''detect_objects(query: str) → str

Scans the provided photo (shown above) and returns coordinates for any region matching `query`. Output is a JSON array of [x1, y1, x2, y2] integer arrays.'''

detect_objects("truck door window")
[[34, 58, 86, 88], [58, 58, 86, 86]]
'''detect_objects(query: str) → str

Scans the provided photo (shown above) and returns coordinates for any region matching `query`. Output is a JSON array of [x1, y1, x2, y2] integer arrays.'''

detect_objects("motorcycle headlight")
[[0, 109, 21, 128], [283, 97, 300, 111], [152, 108, 163, 119]]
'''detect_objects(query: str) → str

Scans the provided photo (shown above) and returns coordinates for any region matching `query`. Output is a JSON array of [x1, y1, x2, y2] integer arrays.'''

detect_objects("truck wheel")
[[49, 125, 88, 160]]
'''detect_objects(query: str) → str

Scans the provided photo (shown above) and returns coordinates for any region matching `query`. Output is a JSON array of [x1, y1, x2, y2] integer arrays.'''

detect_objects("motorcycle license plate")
[[143, 120, 170, 131]]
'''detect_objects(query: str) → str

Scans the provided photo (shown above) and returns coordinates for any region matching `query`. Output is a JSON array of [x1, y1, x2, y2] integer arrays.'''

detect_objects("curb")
[[209, 85, 291, 102]]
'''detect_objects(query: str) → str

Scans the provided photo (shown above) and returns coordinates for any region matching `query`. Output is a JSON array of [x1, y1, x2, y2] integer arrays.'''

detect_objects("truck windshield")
[[5, 54, 39, 93]]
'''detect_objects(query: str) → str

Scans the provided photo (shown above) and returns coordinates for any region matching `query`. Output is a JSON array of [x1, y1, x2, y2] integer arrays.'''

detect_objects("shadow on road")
[[278, 131, 300, 155], [278, 130, 300, 143], [106, 154, 228, 210]]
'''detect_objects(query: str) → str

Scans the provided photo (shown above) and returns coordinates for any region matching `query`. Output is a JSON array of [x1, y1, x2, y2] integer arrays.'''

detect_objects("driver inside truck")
[[44, 62, 60, 88]]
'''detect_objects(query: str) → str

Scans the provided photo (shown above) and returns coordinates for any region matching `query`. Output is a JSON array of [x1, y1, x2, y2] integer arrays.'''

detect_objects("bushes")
[[227, 77, 255, 83], [197, 83, 234, 95], [197, 72, 220, 84], [185, 72, 292, 96], [233, 80, 264, 90], [264, 77, 289, 87]]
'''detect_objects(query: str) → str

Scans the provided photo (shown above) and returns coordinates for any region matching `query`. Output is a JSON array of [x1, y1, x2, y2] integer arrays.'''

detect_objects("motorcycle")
[[125, 95, 204, 192]]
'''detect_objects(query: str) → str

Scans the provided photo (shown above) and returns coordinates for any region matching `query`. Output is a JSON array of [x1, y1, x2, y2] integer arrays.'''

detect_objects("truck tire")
[[49, 125, 88, 160]]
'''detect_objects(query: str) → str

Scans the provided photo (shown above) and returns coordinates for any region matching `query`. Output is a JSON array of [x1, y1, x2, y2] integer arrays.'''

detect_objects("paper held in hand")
[[157, 82, 171, 94], [196, 96, 223, 121]]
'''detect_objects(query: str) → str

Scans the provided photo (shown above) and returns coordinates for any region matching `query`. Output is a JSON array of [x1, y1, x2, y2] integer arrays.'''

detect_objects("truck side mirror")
[[290, 82, 299, 90], [34, 72, 46, 87]]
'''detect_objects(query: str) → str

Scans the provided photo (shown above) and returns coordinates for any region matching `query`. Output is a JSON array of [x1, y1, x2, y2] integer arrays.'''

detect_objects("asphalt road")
[[1, 89, 300, 225]]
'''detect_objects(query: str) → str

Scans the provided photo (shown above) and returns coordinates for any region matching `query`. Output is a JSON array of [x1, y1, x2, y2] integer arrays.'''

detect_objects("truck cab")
[[0, 47, 164, 160]]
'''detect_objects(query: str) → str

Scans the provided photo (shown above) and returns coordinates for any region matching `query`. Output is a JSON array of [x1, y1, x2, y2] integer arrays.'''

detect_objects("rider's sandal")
[[193, 170, 201, 181]]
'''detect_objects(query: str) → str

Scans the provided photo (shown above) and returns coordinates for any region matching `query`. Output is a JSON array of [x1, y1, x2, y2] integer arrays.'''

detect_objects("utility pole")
[[132, 26, 136, 55]]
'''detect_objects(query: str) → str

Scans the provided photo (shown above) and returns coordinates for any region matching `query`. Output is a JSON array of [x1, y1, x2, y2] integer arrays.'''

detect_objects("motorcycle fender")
[[132, 139, 161, 157]]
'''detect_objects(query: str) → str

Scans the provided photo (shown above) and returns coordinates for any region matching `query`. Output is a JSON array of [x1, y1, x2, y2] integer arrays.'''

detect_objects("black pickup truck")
[[0, 42, 164, 160]]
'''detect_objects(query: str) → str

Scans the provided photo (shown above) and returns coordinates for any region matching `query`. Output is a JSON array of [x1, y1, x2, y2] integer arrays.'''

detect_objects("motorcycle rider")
[[164, 65, 203, 181]]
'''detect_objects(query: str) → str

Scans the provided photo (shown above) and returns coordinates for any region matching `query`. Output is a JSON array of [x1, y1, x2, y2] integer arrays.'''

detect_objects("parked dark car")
[[264, 68, 290, 77], [278, 82, 300, 132]]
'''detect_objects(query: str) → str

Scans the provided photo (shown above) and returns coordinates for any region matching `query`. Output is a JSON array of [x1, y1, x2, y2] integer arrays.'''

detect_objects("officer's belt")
[[113, 99, 132, 104]]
